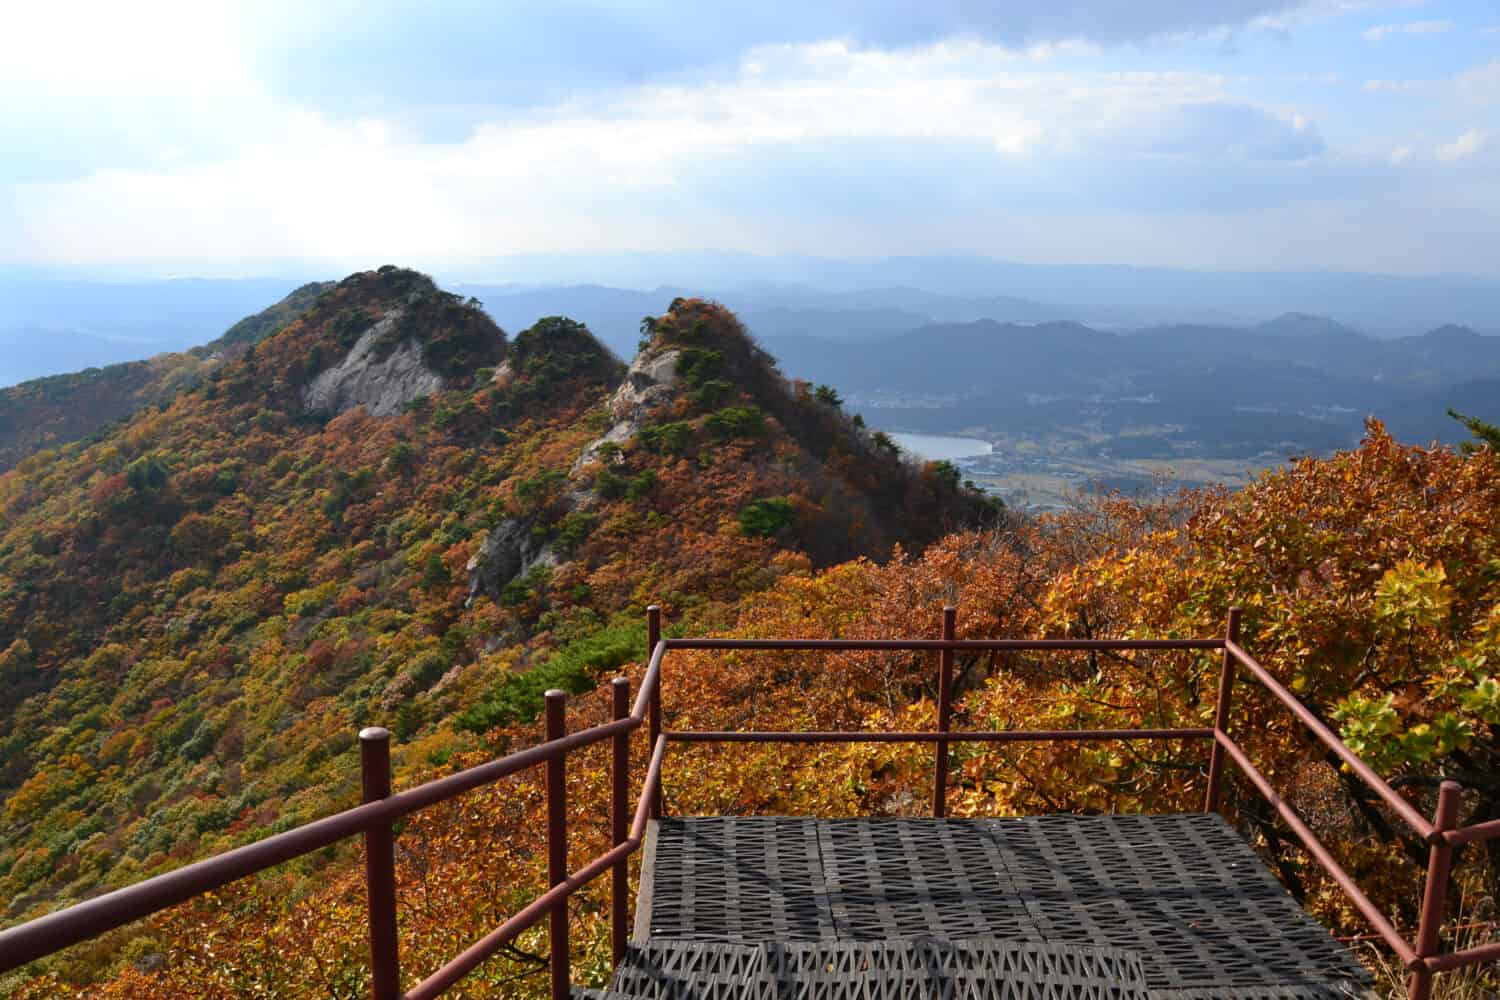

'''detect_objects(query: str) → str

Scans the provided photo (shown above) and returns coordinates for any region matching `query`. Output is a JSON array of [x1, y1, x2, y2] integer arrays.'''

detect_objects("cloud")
[[0, 1, 267, 182], [1129, 103, 1325, 161], [0, 0, 1334, 183], [1362, 60, 1500, 104], [1361, 19, 1452, 40], [1363, 78, 1422, 94], [1249, 0, 1427, 36], [4, 39, 1345, 264], [7, 2, 1492, 273], [1455, 62, 1500, 105], [253, 1, 1314, 111], [1436, 130, 1488, 162]]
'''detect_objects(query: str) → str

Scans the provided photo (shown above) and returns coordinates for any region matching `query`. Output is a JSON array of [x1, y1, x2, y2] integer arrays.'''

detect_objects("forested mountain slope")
[[10, 423, 1495, 999], [0, 268, 990, 955], [0, 282, 331, 472]]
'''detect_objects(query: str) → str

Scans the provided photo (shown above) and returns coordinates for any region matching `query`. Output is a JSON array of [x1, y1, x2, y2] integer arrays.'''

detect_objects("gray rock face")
[[474, 347, 682, 598], [612, 349, 681, 422], [464, 517, 559, 606], [302, 310, 446, 417], [572, 348, 681, 473]]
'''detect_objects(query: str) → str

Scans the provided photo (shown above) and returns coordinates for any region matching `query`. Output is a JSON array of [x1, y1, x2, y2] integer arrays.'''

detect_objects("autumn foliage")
[[0, 273, 995, 994], [3, 419, 1493, 997]]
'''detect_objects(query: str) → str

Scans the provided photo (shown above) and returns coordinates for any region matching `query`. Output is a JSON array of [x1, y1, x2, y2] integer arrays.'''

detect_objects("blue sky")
[[2, 0, 1498, 274]]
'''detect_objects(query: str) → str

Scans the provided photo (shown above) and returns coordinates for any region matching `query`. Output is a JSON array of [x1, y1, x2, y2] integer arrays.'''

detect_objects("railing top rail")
[[1445, 815, 1500, 847], [632, 639, 667, 719], [1223, 639, 1435, 841], [663, 637, 1223, 651], [666, 728, 1214, 743], [1212, 729, 1418, 966], [0, 712, 643, 974]]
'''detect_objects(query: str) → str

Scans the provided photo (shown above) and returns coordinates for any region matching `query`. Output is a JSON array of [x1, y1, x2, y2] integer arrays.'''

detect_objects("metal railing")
[[0, 605, 1495, 1000]]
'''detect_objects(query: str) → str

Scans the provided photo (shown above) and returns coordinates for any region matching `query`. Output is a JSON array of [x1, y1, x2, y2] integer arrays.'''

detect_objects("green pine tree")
[[1449, 408, 1500, 455]]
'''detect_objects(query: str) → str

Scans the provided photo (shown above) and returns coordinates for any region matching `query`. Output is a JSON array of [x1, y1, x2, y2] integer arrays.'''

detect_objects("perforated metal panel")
[[641, 815, 837, 942], [601, 938, 1151, 999], [636, 814, 1373, 999]]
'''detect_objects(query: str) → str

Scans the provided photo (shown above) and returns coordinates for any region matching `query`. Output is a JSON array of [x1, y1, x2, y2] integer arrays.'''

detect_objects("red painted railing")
[[0, 605, 1495, 999]]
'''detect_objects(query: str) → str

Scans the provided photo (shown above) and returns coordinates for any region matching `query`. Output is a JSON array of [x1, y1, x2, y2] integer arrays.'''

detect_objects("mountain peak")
[[1255, 312, 1361, 339], [217, 267, 509, 416], [644, 296, 779, 372], [1422, 323, 1482, 341]]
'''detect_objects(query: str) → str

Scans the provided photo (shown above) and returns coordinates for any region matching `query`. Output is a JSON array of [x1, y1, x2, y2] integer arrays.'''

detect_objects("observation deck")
[[5, 605, 1495, 1000], [575, 812, 1372, 998]]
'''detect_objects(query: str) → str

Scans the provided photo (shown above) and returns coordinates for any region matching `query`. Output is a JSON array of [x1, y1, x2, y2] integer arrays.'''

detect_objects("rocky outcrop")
[[471, 346, 665, 598], [464, 517, 560, 606], [612, 349, 681, 421], [302, 310, 446, 417], [572, 348, 680, 472]]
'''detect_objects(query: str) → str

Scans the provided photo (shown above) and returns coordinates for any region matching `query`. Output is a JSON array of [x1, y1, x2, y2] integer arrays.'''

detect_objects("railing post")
[[610, 676, 630, 968], [1409, 781, 1461, 1000], [1203, 607, 1241, 813], [359, 727, 401, 1000], [545, 690, 569, 1000], [933, 606, 957, 818], [647, 605, 663, 819]]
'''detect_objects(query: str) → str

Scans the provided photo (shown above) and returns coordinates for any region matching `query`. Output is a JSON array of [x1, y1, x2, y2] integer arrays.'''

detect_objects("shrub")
[[556, 511, 597, 550], [675, 348, 723, 386], [595, 468, 628, 499], [500, 564, 551, 606], [638, 421, 693, 456], [330, 308, 371, 347], [284, 581, 338, 617], [927, 460, 962, 491], [693, 379, 734, 409], [705, 406, 765, 439], [625, 469, 657, 502], [125, 456, 169, 492], [457, 619, 647, 733], [514, 469, 566, 510], [739, 497, 796, 538]]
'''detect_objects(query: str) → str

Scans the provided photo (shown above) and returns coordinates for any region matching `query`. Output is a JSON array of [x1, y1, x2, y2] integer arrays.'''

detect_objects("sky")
[[2, 0, 1499, 276]]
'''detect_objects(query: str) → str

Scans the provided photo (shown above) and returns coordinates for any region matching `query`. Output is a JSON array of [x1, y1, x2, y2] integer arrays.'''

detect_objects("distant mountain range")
[[759, 314, 1500, 457], [435, 251, 1500, 337], [7, 255, 1500, 388], [0, 277, 310, 386], [2, 270, 1496, 466], [0, 283, 331, 470]]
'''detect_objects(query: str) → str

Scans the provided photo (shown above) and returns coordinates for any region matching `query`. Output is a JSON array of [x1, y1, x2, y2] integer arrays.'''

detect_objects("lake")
[[889, 432, 994, 461]]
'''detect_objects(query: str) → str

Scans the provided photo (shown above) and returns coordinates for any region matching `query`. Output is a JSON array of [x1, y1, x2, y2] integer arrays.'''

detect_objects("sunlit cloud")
[[7, 37, 1339, 264], [1435, 129, 1487, 162], [1361, 19, 1453, 39], [1, 0, 1497, 273]]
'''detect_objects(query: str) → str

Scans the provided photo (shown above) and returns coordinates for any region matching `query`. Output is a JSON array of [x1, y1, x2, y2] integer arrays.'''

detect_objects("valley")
[[890, 427, 1259, 509]]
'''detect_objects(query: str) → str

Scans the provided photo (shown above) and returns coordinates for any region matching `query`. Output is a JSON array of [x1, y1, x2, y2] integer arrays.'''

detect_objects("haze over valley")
[[6, 262, 1497, 507]]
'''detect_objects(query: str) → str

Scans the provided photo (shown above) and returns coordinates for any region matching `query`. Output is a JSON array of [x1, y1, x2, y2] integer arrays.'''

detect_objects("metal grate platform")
[[634, 814, 1373, 999], [589, 938, 1152, 999]]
